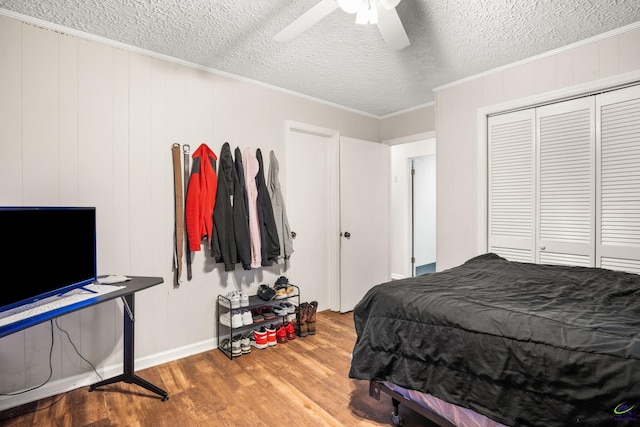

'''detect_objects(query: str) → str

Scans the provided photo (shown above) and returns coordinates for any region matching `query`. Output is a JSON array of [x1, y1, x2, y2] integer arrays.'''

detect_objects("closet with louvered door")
[[536, 97, 595, 267], [596, 85, 640, 273], [488, 109, 536, 263], [488, 84, 640, 271]]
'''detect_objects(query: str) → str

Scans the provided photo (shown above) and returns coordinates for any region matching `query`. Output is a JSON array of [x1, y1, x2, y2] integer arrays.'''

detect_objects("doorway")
[[412, 155, 436, 276], [389, 136, 436, 279]]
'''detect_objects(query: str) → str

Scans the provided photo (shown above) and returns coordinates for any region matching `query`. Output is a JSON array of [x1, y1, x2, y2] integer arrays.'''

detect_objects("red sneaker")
[[252, 326, 268, 349], [276, 324, 288, 343], [265, 324, 277, 346], [284, 321, 296, 340]]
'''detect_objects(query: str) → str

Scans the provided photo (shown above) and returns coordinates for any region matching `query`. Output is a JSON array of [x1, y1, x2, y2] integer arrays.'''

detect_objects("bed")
[[349, 253, 640, 427]]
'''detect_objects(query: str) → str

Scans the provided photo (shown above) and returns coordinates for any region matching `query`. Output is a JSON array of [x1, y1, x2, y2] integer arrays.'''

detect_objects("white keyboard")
[[0, 283, 125, 328]]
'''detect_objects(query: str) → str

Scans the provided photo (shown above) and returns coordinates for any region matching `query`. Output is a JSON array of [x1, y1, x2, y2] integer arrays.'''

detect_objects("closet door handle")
[[343, 231, 351, 238], [291, 231, 297, 239]]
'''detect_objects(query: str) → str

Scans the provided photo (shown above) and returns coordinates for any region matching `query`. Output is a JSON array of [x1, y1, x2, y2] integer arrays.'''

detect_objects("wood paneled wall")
[[0, 14, 381, 410]]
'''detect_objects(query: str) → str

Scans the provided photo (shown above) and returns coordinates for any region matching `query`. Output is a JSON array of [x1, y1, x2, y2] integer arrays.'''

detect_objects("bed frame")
[[369, 380, 455, 427]]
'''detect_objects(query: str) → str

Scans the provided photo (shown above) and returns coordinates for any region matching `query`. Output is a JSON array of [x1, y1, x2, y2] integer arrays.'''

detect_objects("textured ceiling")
[[2, 0, 640, 117]]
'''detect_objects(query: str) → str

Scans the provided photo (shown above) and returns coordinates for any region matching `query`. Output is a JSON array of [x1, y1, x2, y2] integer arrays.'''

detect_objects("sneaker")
[[238, 290, 249, 307], [252, 327, 269, 349], [275, 287, 287, 299], [240, 333, 251, 354], [261, 306, 276, 320], [251, 308, 264, 323], [220, 338, 232, 355], [284, 321, 296, 340], [219, 311, 240, 328], [273, 305, 288, 317], [265, 324, 277, 346], [279, 301, 296, 314], [276, 324, 288, 343], [241, 309, 253, 326], [231, 335, 243, 357], [231, 310, 243, 328], [220, 291, 240, 309]]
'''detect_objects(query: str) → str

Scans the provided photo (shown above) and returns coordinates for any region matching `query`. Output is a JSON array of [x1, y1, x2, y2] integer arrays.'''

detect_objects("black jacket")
[[255, 148, 281, 266], [212, 142, 251, 270]]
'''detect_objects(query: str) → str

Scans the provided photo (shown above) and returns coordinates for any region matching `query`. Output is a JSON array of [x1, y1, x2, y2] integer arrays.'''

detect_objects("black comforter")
[[349, 253, 640, 427]]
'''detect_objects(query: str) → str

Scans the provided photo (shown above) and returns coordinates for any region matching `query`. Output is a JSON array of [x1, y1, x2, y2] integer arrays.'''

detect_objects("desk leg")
[[89, 293, 169, 401]]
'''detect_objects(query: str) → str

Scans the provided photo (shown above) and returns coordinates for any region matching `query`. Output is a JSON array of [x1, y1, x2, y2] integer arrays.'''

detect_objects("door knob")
[[343, 231, 351, 238], [291, 231, 297, 239]]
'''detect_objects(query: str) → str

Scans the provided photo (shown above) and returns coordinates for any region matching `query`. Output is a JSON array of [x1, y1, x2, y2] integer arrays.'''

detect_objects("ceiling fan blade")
[[273, 0, 339, 43], [376, 6, 410, 50]]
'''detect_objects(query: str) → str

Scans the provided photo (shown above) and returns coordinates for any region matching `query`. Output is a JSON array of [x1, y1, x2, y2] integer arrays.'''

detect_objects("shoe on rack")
[[251, 308, 264, 323], [279, 301, 296, 314], [275, 287, 288, 299], [232, 335, 243, 357], [260, 305, 276, 320], [252, 326, 269, 349], [284, 321, 296, 340], [241, 309, 253, 326], [220, 290, 240, 309], [238, 290, 249, 307], [240, 333, 251, 354], [275, 324, 288, 344], [273, 305, 288, 317], [220, 338, 232, 355], [231, 310, 243, 328], [274, 276, 289, 288], [265, 324, 277, 346], [307, 301, 318, 335], [257, 284, 276, 301], [219, 312, 232, 328]]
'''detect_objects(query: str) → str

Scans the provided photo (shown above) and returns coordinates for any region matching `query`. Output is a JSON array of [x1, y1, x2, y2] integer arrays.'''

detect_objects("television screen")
[[0, 206, 97, 312]]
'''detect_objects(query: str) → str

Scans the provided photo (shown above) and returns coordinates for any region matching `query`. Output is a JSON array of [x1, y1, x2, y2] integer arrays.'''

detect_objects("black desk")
[[0, 276, 168, 401]]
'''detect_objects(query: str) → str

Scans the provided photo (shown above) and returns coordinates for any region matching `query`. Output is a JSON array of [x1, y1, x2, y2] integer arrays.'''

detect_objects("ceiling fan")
[[273, 0, 410, 50]]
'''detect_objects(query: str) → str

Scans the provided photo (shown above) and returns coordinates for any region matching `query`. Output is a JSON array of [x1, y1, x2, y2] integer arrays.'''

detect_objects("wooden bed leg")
[[390, 397, 404, 426]]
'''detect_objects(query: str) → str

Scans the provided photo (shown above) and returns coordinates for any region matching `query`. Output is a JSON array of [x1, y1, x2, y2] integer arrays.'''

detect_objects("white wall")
[[435, 23, 640, 271], [0, 14, 384, 410]]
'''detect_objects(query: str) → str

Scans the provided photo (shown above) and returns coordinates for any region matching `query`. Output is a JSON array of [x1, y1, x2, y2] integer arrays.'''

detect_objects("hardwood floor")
[[0, 311, 434, 427]]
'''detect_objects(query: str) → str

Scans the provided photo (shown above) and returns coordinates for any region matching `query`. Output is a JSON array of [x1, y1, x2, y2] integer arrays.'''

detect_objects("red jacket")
[[185, 144, 218, 251]]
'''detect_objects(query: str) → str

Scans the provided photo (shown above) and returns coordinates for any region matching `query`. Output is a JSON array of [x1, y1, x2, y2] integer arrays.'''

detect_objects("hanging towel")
[[268, 150, 294, 263]]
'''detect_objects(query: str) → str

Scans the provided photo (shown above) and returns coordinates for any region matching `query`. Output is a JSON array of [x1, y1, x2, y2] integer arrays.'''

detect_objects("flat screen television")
[[0, 206, 97, 313]]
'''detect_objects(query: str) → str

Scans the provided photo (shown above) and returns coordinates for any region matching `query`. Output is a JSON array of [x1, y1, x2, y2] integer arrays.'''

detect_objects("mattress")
[[349, 253, 640, 427]]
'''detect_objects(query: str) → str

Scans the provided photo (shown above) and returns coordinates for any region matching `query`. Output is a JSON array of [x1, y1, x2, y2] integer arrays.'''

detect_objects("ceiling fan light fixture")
[[337, 0, 362, 14], [355, 1, 378, 25]]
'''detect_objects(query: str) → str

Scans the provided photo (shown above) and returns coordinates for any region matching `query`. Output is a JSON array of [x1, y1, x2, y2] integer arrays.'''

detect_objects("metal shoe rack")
[[216, 286, 300, 359]]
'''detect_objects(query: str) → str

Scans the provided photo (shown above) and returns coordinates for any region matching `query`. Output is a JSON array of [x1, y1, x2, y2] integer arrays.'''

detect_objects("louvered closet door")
[[488, 109, 536, 262], [536, 97, 595, 266], [596, 85, 640, 273]]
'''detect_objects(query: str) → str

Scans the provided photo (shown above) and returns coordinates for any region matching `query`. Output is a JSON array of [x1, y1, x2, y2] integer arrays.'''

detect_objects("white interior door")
[[339, 136, 390, 313], [285, 124, 390, 313], [285, 123, 339, 311]]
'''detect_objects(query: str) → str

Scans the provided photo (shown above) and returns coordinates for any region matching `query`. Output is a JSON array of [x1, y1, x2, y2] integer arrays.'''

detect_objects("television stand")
[[88, 286, 168, 400]]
